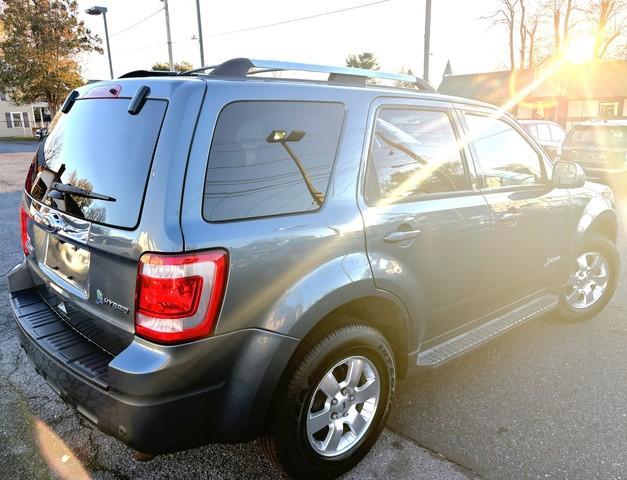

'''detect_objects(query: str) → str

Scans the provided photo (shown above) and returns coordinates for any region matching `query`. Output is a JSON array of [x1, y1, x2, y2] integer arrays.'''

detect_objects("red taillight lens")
[[135, 250, 228, 344], [24, 158, 36, 194], [19, 206, 30, 256]]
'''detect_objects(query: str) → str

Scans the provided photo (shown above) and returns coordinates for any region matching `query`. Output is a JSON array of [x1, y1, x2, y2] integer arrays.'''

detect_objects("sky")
[[77, 0, 508, 87]]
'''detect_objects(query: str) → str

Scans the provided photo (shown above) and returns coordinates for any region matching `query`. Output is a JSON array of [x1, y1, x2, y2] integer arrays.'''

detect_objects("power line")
[[113, 1, 392, 59], [116, 42, 167, 56], [205, 0, 392, 39], [110, 8, 163, 37]]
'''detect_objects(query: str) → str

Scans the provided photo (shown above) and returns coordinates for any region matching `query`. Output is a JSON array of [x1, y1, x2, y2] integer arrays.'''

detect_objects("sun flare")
[[563, 36, 596, 64]]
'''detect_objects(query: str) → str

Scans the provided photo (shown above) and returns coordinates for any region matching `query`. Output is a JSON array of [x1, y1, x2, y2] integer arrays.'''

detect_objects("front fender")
[[574, 183, 617, 240]]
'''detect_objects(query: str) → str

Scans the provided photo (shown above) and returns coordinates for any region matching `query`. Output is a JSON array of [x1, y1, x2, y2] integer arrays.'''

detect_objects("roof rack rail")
[[183, 58, 435, 92]]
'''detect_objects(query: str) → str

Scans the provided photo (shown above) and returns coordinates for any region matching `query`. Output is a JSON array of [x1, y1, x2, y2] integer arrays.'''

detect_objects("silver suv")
[[8, 58, 619, 478]]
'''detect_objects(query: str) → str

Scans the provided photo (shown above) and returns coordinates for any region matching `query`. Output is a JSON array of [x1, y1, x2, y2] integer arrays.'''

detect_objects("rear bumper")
[[9, 262, 299, 454]]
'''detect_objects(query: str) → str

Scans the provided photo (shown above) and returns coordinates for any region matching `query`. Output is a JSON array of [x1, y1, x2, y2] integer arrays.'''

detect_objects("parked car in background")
[[519, 119, 566, 160], [561, 119, 627, 181], [8, 58, 620, 479], [34, 127, 48, 140]]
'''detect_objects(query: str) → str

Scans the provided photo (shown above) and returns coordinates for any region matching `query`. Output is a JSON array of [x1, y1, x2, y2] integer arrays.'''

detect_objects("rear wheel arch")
[[286, 295, 412, 381]]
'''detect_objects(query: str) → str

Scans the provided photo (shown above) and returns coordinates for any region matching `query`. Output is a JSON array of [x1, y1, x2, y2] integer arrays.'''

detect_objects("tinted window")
[[565, 126, 627, 149], [464, 114, 544, 188], [203, 101, 344, 222], [523, 124, 537, 138], [549, 124, 565, 142], [536, 123, 552, 142], [30, 98, 167, 229], [365, 109, 468, 204]]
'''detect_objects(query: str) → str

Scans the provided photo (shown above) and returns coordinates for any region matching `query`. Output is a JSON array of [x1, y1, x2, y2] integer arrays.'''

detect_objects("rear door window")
[[29, 98, 167, 229], [365, 108, 469, 204], [202, 101, 344, 222]]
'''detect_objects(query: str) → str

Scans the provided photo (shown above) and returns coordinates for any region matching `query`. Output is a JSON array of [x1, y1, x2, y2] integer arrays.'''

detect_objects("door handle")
[[384, 229, 422, 243], [496, 209, 522, 226]]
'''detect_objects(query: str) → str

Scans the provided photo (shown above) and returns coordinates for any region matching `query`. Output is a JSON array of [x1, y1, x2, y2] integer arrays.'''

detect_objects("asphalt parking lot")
[[1, 151, 625, 479], [0, 140, 39, 154]]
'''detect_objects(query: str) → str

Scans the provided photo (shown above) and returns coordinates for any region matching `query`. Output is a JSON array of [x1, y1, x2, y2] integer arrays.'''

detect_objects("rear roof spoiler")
[[119, 70, 179, 79]]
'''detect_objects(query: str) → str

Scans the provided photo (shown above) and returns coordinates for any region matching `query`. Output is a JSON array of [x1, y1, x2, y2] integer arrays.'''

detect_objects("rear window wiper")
[[50, 182, 117, 202], [266, 129, 324, 206]]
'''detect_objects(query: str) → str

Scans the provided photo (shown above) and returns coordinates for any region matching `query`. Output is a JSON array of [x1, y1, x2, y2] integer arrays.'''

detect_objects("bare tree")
[[525, 11, 542, 67], [584, 0, 627, 58], [549, 0, 576, 54], [484, 0, 520, 70], [520, 0, 528, 67]]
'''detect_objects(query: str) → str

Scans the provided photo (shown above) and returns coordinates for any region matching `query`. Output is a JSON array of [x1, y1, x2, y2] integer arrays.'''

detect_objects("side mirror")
[[552, 161, 586, 188]]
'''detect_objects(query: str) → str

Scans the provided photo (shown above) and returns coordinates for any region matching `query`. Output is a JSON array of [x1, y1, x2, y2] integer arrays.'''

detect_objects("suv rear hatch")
[[21, 79, 205, 355], [562, 124, 627, 169]]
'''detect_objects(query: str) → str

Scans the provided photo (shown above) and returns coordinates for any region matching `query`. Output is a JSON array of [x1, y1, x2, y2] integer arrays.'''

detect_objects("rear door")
[[359, 98, 494, 343], [458, 108, 576, 314], [23, 79, 205, 353]]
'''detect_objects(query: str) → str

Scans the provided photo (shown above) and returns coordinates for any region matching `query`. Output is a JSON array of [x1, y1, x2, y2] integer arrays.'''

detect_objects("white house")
[[0, 91, 50, 137]]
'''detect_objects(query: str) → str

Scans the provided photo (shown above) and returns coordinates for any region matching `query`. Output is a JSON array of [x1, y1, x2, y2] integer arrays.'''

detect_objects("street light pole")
[[102, 11, 114, 79], [162, 0, 174, 71], [195, 0, 205, 67], [423, 0, 432, 82], [85, 6, 114, 79]]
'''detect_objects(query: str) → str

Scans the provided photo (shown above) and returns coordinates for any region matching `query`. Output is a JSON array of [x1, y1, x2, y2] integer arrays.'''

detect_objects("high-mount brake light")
[[83, 85, 122, 99], [135, 250, 228, 344]]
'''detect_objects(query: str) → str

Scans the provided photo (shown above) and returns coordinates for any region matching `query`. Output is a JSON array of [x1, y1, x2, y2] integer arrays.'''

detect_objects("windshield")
[[565, 125, 627, 150], [28, 98, 167, 229]]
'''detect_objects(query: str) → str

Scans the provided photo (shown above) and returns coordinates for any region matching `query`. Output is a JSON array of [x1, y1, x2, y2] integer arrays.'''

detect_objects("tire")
[[260, 319, 396, 479], [558, 234, 619, 321]]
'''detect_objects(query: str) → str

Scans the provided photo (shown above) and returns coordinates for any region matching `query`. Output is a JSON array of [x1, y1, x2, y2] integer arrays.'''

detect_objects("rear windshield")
[[565, 125, 627, 149], [203, 101, 344, 222], [29, 98, 167, 229]]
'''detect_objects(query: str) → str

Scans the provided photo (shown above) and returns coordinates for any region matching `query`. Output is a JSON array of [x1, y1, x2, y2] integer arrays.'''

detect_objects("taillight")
[[20, 206, 30, 256], [24, 158, 36, 194], [135, 250, 228, 344]]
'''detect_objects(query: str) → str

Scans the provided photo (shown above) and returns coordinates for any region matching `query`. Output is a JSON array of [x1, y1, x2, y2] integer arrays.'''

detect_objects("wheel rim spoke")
[[345, 358, 364, 387], [308, 408, 331, 434], [323, 423, 344, 452], [319, 372, 341, 398], [566, 288, 579, 302], [354, 378, 379, 404], [588, 254, 601, 271], [347, 412, 368, 437]]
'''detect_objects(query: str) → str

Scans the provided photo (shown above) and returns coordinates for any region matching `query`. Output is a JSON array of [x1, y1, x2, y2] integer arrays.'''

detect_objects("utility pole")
[[423, 0, 432, 82], [195, 0, 205, 67], [162, 0, 174, 70]]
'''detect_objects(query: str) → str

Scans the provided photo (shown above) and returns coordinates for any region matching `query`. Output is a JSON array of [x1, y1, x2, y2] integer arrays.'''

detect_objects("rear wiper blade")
[[50, 182, 116, 202]]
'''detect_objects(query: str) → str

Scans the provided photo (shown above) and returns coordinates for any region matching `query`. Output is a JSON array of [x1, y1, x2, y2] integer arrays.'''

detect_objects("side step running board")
[[417, 295, 558, 367]]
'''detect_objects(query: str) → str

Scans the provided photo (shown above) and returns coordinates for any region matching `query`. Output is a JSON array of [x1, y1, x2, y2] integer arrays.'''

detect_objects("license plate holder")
[[43, 234, 90, 293]]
